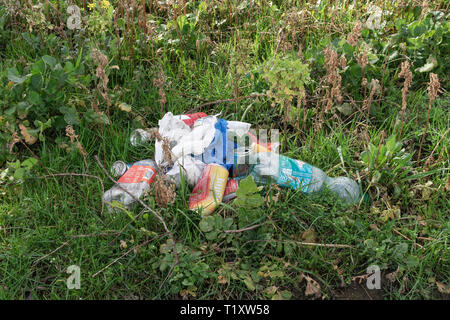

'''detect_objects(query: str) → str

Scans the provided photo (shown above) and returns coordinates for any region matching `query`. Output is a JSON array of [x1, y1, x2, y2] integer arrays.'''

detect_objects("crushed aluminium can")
[[103, 159, 158, 212], [117, 163, 157, 185]]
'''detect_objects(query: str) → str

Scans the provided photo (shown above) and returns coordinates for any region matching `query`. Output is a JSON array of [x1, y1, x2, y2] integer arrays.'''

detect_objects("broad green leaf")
[[205, 230, 218, 240], [236, 175, 260, 197], [336, 103, 353, 116], [28, 90, 43, 106], [31, 60, 45, 75], [34, 118, 53, 141], [42, 55, 57, 68], [14, 167, 26, 180], [270, 270, 284, 278], [4, 105, 16, 116], [199, 216, 215, 233], [8, 160, 21, 170], [235, 193, 264, 207], [385, 135, 397, 152], [7, 68, 26, 84], [243, 275, 256, 291], [214, 214, 224, 229], [29, 74, 43, 92], [21, 158, 38, 170], [360, 151, 369, 165], [223, 217, 233, 229], [59, 106, 80, 125], [64, 61, 74, 73]]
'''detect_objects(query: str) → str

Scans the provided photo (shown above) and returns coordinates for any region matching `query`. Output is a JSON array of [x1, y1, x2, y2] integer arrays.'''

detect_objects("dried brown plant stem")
[[398, 61, 412, 136], [346, 21, 362, 46], [153, 173, 176, 207], [417, 73, 440, 165], [393, 228, 423, 249], [291, 242, 353, 249], [424, 128, 449, 167], [94, 155, 178, 288], [420, 0, 429, 21], [13, 132, 39, 159], [243, 239, 354, 249], [323, 46, 343, 112], [154, 67, 167, 115], [356, 47, 369, 98], [362, 79, 379, 124], [91, 49, 111, 111], [33, 241, 70, 265], [139, 0, 146, 31], [223, 222, 266, 234], [66, 125, 90, 174]]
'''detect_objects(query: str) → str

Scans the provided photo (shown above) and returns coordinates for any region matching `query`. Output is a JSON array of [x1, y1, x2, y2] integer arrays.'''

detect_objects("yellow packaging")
[[189, 164, 229, 216]]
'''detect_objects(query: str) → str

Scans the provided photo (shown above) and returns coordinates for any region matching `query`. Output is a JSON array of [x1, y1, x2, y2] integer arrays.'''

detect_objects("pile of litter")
[[103, 112, 362, 214]]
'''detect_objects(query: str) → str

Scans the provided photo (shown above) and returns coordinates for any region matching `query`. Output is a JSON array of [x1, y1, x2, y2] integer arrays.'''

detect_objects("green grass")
[[0, 0, 449, 300]]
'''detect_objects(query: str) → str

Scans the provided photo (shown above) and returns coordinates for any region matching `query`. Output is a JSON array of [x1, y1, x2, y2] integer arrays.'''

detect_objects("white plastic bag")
[[166, 155, 206, 188]]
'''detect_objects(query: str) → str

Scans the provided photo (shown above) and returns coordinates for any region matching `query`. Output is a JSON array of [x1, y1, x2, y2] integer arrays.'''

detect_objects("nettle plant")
[[199, 214, 236, 242], [155, 1, 209, 57], [360, 133, 413, 189], [233, 175, 265, 229], [0, 54, 98, 163], [198, 176, 264, 241], [387, 9, 449, 73], [153, 240, 215, 295], [262, 53, 311, 122], [0, 157, 38, 185], [304, 6, 449, 105]]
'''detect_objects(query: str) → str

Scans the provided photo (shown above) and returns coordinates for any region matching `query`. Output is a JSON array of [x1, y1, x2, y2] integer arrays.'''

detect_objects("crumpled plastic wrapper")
[[170, 116, 218, 160], [166, 155, 206, 188], [153, 113, 217, 165], [227, 121, 251, 138]]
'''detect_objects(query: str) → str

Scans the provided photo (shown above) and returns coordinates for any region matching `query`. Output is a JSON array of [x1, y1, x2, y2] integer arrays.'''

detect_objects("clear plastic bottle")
[[103, 159, 158, 212], [130, 129, 154, 147], [250, 152, 361, 203]]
